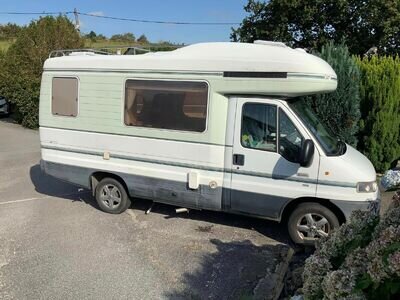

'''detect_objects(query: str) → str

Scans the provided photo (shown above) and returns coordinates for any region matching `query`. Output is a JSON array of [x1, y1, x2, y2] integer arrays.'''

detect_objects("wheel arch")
[[90, 171, 130, 197], [280, 197, 346, 224]]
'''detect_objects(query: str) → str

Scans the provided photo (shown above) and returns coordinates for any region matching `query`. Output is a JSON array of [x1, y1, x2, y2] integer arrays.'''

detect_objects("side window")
[[279, 109, 304, 163], [124, 80, 208, 132], [52, 77, 78, 117], [241, 103, 277, 152]]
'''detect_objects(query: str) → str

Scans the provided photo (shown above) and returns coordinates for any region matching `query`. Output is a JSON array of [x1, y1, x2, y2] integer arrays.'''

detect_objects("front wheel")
[[288, 202, 339, 245], [95, 178, 131, 214]]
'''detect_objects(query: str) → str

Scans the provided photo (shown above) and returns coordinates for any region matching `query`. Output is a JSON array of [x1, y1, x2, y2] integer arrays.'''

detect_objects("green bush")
[[355, 56, 400, 172], [303, 200, 400, 300], [302, 42, 361, 147], [0, 15, 83, 128]]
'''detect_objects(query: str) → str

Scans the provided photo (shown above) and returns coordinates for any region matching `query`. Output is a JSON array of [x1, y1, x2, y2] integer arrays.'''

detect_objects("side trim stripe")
[[41, 145, 356, 188], [44, 69, 223, 76], [287, 73, 338, 81], [42, 145, 225, 173], [40, 126, 230, 147]]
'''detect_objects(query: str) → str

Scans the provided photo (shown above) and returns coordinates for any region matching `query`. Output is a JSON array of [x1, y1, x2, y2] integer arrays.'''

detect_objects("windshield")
[[288, 98, 345, 156]]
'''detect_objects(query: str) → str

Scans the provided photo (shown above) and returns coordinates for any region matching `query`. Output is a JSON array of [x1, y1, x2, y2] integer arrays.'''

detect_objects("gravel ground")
[[0, 119, 290, 299]]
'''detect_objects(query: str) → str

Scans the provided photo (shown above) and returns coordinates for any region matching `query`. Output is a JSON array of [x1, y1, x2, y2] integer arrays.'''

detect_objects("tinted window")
[[52, 77, 78, 117], [241, 103, 277, 152], [124, 80, 208, 132], [279, 109, 304, 163]]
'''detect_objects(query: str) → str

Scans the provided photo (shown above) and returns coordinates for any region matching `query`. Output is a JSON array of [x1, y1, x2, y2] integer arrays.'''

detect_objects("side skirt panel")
[[40, 160, 291, 221], [41, 160, 222, 210]]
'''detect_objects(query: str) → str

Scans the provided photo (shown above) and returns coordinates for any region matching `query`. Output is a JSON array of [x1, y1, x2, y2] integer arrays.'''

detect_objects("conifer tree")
[[356, 56, 400, 172], [303, 42, 361, 147]]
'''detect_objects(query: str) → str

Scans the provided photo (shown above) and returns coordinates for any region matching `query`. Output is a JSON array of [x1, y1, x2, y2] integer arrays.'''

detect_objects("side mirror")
[[299, 139, 314, 167]]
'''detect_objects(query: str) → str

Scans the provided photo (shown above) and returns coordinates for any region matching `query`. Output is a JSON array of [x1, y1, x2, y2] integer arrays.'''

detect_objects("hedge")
[[0, 15, 83, 128]]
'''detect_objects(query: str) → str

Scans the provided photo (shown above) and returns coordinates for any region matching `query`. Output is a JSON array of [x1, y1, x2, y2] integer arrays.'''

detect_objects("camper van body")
[[39, 42, 380, 244]]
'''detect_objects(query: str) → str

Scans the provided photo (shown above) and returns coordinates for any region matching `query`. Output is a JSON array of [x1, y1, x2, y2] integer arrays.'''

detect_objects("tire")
[[95, 178, 131, 214], [287, 202, 339, 246]]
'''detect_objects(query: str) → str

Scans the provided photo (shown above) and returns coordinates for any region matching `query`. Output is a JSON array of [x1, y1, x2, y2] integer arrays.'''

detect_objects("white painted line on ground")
[[0, 191, 89, 206], [0, 195, 53, 205]]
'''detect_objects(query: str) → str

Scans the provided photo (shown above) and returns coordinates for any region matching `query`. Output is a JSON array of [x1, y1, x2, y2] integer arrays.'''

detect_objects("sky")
[[0, 0, 249, 44]]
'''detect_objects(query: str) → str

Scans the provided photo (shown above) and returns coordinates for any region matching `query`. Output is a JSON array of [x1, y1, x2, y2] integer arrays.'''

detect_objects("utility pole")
[[73, 8, 80, 32]]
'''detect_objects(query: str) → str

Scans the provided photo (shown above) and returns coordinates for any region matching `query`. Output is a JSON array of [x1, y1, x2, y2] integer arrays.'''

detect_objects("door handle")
[[233, 154, 245, 166]]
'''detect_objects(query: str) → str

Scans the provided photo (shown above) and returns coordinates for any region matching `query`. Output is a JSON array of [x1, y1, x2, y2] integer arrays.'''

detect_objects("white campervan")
[[39, 41, 380, 244]]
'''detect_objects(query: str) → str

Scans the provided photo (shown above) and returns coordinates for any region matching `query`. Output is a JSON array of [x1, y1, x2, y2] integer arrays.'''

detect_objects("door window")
[[279, 109, 304, 163], [241, 103, 277, 152]]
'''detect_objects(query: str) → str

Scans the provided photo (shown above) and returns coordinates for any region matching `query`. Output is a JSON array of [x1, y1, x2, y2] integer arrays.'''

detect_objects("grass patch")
[[0, 39, 13, 52]]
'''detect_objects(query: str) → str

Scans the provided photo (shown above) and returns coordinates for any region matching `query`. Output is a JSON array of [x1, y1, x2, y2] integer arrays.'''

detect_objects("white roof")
[[44, 42, 336, 78]]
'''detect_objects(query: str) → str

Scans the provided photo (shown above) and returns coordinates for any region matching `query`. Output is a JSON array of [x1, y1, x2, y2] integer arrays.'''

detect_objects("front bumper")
[[330, 196, 381, 222]]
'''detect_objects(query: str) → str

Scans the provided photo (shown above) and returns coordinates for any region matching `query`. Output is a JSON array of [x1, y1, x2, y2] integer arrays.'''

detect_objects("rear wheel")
[[288, 202, 339, 245], [95, 178, 131, 214]]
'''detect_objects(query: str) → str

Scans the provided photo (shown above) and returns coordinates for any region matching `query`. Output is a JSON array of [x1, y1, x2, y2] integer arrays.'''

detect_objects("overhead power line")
[[0, 11, 66, 15], [78, 11, 240, 25], [0, 10, 241, 26]]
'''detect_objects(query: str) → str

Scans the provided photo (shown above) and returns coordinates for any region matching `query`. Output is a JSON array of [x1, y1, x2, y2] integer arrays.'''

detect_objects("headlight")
[[356, 181, 378, 193]]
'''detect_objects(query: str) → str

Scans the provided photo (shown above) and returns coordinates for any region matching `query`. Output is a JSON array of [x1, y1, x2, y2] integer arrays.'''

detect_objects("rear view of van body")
[[39, 42, 380, 244]]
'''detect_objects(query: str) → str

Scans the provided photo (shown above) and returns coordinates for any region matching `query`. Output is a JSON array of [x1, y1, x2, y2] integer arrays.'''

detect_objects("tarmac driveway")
[[0, 119, 290, 299]]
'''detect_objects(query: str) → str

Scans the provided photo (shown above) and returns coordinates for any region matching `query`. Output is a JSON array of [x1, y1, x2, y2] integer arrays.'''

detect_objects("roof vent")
[[253, 40, 287, 48]]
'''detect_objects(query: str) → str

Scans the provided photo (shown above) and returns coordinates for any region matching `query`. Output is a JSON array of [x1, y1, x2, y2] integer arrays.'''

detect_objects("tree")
[[355, 55, 400, 172], [0, 23, 22, 39], [110, 34, 122, 41], [86, 30, 97, 41], [302, 42, 361, 147], [110, 33, 135, 42], [232, 0, 400, 55], [122, 33, 135, 41], [137, 34, 149, 44], [96, 34, 106, 40], [0, 16, 84, 128], [149, 40, 179, 51]]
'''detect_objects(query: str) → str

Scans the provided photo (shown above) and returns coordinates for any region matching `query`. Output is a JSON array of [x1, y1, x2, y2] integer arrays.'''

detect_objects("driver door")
[[229, 98, 319, 219]]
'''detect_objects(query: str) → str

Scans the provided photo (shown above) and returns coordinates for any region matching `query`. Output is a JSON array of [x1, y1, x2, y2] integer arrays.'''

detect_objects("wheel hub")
[[99, 184, 122, 209], [296, 213, 330, 241]]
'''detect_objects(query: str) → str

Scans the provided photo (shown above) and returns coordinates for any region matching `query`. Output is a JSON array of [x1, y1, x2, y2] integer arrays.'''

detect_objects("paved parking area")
[[0, 119, 290, 299]]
